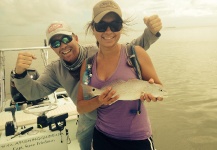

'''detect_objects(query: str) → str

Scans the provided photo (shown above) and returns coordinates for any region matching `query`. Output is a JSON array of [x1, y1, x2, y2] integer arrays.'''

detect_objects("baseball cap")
[[92, 0, 122, 23], [46, 21, 73, 44]]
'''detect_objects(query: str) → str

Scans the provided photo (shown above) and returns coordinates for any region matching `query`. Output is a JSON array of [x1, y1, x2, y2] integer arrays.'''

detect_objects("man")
[[13, 15, 162, 150]]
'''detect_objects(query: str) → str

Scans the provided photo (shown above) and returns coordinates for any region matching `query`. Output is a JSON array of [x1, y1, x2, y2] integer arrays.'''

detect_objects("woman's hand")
[[97, 87, 119, 105], [140, 78, 163, 102]]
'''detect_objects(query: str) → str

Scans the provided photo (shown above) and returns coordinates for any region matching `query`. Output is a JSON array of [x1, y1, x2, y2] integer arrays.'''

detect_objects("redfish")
[[82, 79, 168, 100]]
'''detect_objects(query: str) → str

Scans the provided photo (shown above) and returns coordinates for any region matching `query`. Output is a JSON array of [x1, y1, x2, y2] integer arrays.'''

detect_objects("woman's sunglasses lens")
[[110, 22, 122, 32], [95, 22, 107, 32]]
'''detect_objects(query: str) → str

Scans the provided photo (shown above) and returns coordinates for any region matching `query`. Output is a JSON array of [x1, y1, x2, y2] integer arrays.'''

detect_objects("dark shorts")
[[93, 128, 155, 150]]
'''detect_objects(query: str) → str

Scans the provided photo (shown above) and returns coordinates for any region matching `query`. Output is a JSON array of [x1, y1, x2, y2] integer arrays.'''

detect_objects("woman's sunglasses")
[[94, 21, 123, 32], [50, 35, 72, 48]]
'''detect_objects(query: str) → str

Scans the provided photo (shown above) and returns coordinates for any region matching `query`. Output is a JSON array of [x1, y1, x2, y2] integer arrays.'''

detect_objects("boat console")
[[0, 92, 78, 150]]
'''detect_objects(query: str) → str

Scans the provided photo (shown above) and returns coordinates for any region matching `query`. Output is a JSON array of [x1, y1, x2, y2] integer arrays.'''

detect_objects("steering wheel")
[[23, 103, 58, 116]]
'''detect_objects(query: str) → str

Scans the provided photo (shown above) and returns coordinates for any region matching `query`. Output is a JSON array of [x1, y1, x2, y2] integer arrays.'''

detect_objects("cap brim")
[[94, 10, 122, 23]]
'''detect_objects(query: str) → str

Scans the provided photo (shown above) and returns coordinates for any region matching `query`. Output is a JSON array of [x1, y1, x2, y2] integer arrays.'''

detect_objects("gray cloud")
[[0, 0, 217, 36], [0, 0, 102, 26]]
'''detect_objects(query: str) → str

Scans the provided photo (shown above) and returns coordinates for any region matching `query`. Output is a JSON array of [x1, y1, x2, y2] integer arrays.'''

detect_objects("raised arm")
[[13, 52, 60, 100], [130, 15, 162, 50]]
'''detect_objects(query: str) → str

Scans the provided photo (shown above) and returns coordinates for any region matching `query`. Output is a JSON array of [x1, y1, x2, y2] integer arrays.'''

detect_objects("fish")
[[82, 78, 168, 101]]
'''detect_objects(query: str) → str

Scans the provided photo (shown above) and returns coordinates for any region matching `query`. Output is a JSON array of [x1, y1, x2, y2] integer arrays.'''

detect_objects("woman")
[[77, 0, 163, 149]]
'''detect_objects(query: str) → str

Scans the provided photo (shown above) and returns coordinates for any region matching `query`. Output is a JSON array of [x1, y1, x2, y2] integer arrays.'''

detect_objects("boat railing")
[[0, 46, 51, 112]]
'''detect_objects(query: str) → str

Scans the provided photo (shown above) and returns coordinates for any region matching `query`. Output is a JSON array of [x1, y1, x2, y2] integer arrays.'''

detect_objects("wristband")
[[13, 70, 27, 79]]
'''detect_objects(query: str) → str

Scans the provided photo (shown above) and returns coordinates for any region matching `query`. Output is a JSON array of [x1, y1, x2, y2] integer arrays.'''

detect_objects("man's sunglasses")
[[94, 21, 123, 32], [50, 35, 72, 48]]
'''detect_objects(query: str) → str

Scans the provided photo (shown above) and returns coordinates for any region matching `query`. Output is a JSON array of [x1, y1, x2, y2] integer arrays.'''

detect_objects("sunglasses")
[[94, 21, 123, 32], [50, 35, 72, 48]]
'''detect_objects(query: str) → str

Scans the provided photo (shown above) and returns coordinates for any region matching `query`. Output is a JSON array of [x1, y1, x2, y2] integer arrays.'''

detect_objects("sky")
[[0, 0, 217, 43]]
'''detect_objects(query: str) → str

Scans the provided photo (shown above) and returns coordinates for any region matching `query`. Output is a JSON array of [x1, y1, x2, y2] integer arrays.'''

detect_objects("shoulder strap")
[[82, 55, 94, 85], [126, 44, 142, 115], [126, 44, 142, 80]]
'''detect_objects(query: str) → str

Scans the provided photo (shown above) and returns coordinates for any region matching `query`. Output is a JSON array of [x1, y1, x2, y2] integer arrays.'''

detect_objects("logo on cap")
[[99, 1, 118, 9], [47, 23, 63, 33]]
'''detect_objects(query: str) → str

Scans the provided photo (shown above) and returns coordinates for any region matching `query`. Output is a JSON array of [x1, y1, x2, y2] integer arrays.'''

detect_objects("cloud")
[[0, 0, 98, 26], [0, 0, 217, 36], [0, 0, 100, 36], [1, 0, 217, 23]]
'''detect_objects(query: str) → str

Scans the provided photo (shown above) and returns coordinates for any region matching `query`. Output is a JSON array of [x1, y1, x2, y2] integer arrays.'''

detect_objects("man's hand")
[[15, 52, 37, 74], [144, 15, 162, 35]]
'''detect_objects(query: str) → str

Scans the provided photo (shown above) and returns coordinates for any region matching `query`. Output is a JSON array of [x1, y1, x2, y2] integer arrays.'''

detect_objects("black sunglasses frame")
[[94, 21, 123, 32], [50, 35, 73, 48]]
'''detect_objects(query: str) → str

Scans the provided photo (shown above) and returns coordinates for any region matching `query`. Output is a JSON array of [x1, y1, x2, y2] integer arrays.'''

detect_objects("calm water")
[[146, 27, 217, 150], [1, 26, 217, 150]]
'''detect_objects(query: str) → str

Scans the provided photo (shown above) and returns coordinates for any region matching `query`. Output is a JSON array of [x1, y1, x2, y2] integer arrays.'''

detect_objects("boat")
[[0, 47, 80, 150]]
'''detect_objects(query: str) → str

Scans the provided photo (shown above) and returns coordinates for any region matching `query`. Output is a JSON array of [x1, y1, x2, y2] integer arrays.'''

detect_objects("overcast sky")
[[0, 0, 217, 37]]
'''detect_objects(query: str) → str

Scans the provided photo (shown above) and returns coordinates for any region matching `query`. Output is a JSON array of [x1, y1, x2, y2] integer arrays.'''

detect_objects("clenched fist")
[[144, 15, 162, 35], [15, 52, 37, 74]]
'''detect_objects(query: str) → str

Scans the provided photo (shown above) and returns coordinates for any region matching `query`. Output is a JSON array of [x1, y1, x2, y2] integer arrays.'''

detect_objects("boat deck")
[[0, 96, 80, 150]]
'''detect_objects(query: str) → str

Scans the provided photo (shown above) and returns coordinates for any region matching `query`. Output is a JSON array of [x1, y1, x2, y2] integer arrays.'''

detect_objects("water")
[[1, 26, 217, 150], [146, 27, 217, 150]]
